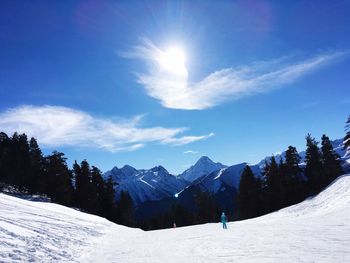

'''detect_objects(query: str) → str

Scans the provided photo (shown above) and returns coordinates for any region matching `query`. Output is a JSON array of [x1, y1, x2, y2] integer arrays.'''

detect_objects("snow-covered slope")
[[179, 156, 227, 182], [104, 165, 187, 205], [191, 163, 261, 194], [103, 156, 226, 205], [2, 174, 350, 262], [0, 193, 140, 262]]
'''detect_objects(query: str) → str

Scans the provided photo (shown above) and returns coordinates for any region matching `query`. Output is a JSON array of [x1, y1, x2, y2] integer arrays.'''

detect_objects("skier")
[[221, 212, 227, 229]]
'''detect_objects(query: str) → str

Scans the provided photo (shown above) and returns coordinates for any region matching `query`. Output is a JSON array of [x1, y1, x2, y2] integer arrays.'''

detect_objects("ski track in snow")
[[1, 175, 350, 262]]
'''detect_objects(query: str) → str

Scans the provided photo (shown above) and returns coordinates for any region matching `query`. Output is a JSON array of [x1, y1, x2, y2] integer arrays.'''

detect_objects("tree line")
[[237, 133, 345, 220], [0, 131, 134, 227], [0, 130, 220, 229], [139, 191, 221, 230]]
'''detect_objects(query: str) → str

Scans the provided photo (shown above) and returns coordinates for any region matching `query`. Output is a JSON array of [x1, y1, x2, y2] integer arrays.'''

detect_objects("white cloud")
[[125, 38, 348, 110], [0, 105, 213, 152], [162, 133, 214, 146], [183, 150, 199, 154]]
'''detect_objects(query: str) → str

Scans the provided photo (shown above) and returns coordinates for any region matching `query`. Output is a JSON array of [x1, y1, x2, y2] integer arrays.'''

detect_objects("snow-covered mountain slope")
[[2, 174, 350, 262], [179, 156, 227, 182], [191, 162, 261, 194], [103, 165, 187, 205], [0, 193, 140, 262], [167, 163, 261, 215]]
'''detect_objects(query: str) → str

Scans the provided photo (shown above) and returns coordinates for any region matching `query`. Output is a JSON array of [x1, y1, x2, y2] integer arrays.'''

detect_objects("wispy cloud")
[[124, 38, 348, 110], [0, 105, 213, 152], [183, 150, 199, 154], [162, 133, 214, 146]]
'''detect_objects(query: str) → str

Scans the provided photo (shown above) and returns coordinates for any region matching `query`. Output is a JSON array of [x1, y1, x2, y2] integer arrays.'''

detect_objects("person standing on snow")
[[221, 212, 227, 229]]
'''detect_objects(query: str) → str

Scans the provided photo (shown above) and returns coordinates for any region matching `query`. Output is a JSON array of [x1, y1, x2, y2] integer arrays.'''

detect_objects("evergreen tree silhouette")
[[195, 191, 219, 223], [0, 132, 10, 185], [45, 151, 73, 205], [99, 175, 117, 220], [237, 165, 262, 219], [344, 115, 350, 153], [321, 134, 343, 186], [28, 137, 46, 193], [283, 146, 304, 204], [11, 133, 32, 189], [90, 166, 107, 214], [75, 160, 97, 213], [118, 191, 135, 227], [305, 134, 324, 194], [262, 156, 283, 212]]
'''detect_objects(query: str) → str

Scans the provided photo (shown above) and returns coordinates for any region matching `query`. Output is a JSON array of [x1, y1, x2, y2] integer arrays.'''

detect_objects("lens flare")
[[158, 47, 187, 76]]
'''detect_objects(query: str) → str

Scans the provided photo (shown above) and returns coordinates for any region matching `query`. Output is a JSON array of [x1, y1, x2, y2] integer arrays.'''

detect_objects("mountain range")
[[103, 138, 349, 211]]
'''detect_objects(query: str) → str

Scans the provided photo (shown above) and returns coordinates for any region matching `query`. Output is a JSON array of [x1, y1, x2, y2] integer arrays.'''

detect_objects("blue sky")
[[1, 0, 350, 174]]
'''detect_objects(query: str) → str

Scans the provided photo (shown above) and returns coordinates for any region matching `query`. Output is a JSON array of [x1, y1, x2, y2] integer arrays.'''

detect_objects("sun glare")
[[158, 46, 187, 76]]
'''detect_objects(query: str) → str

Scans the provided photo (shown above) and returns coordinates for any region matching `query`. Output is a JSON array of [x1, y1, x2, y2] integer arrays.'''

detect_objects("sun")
[[158, 46, 187, 76]]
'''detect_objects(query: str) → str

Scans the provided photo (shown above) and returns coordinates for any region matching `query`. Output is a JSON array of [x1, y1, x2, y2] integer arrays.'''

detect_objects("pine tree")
[[0, 132, 10, 184], [90, 166, 105, 214], [345, 115, 350, 155], [74, 160, 90, 211], [283, 146, 304, 204], [261, 160, 270, 213], [9, 133, 31, 189], [99, 175, 117, 220], [0, 131, 120, 223], [304, 134, 324, 194], [321, 135, 343, 186], [237, 165, 262, 219], [195, 191, 219, 223], [72, 160, 82, 205], [117, 191, 135, 227], [262, 156, 283, 212], [278, 158, 287, 204], [28, 137, 46, 193], [45, 151, 73, 205]]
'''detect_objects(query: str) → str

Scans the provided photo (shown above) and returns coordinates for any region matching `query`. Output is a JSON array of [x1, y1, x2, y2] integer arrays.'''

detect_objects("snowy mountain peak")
[[103, 164, 186, 205], [149, 165, 168, 174], [196, 156, 214, 165], [180, 156, 227, 182], [105, 165, 137, 181], [120, 165, 137, 177]]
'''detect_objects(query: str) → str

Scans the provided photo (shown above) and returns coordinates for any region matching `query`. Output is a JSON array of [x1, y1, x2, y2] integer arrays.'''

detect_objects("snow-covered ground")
[[1, 175, 350, 262]]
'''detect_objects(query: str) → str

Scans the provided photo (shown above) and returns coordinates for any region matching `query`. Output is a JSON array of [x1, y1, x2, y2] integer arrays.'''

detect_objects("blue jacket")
[[221, 214, 227, 223]]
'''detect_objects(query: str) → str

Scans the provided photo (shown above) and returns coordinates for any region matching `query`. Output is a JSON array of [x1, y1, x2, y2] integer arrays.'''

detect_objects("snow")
[[139, 176, 155, 189], [180, 156, 227, 182], [193, 162, 259, 194], [213, 168, 226, 180], [1, 174, 350, 262], [0, 193, 140, 262], [104, 165, 187, 204], [103, 141, 347, 205]]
